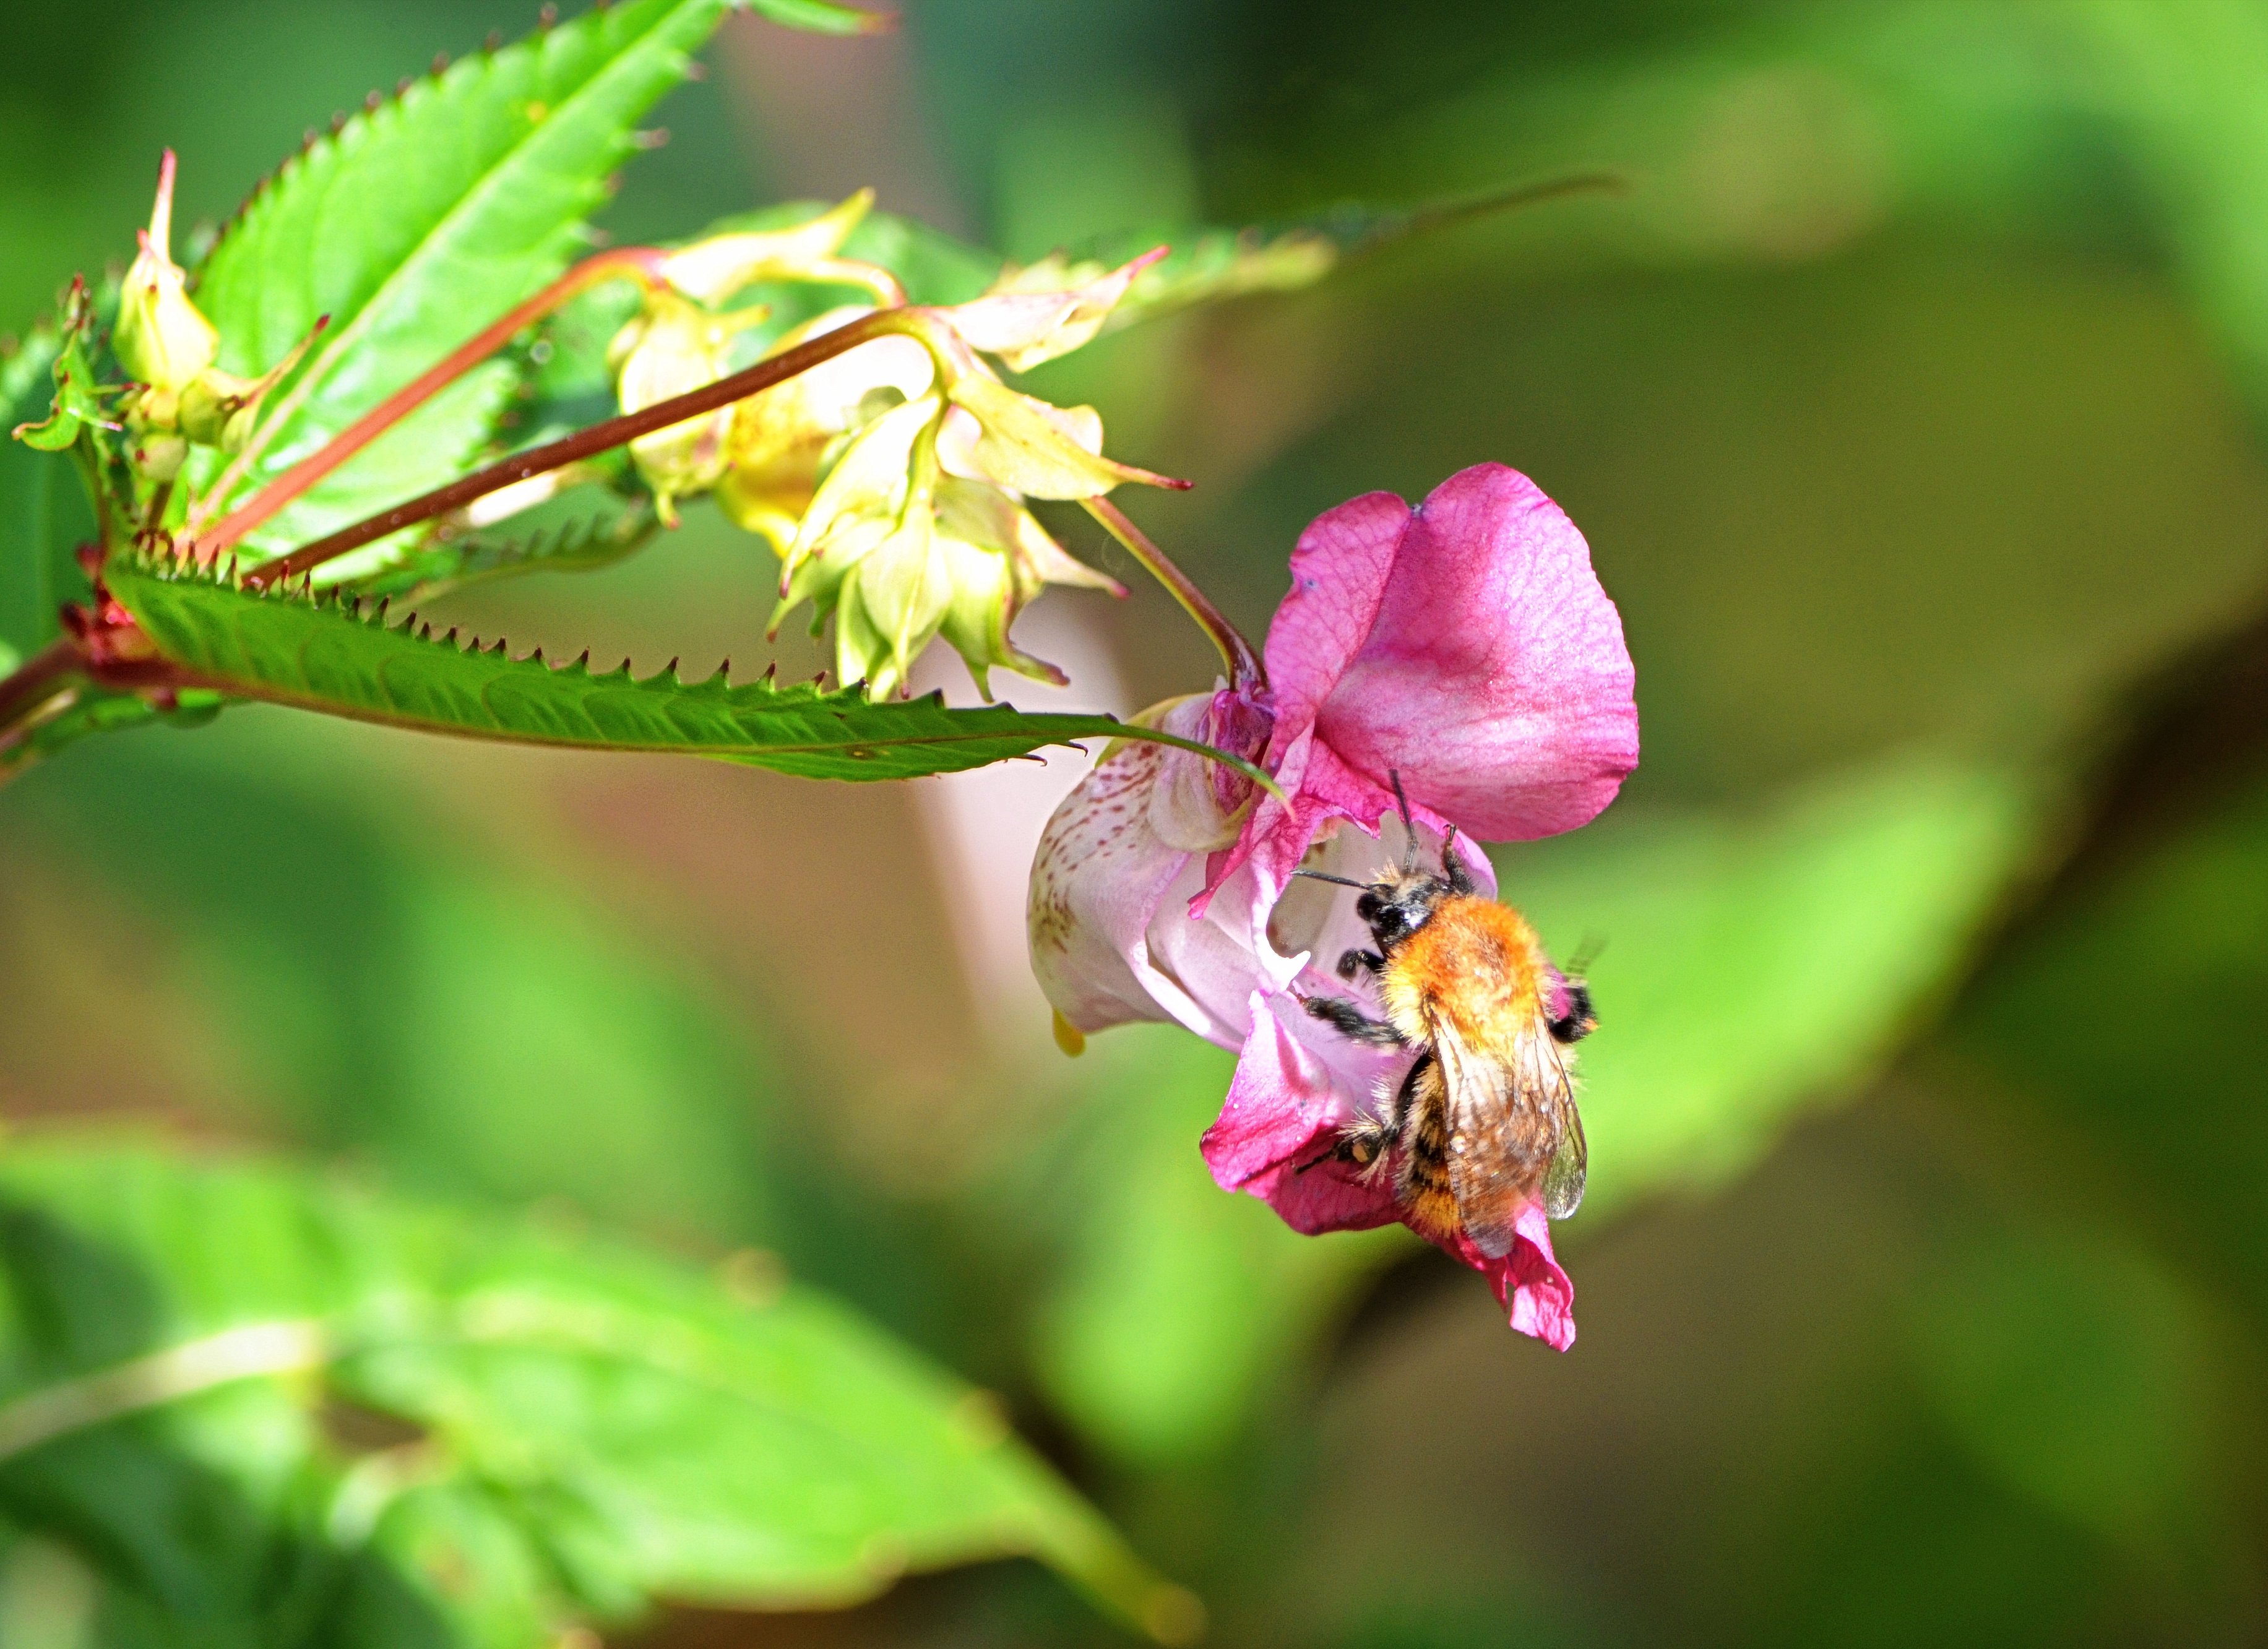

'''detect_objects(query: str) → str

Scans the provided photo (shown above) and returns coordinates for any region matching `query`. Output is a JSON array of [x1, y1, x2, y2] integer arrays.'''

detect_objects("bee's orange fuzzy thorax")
[[1381, 897, 1551, 1051]]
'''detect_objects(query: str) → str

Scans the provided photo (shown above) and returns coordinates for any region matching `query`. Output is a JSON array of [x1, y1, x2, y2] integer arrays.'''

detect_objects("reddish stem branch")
[[241, 310, 923, 590], [1083, 496, 1266, 690], [0, 637, 85, 733], [193, 246, 672, 561]]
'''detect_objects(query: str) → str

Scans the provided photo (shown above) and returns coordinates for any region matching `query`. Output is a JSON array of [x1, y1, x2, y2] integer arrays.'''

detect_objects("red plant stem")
[[0, 637, 85, 733], [242, 309, 928, 590], [194, 246, 672, 561], [1082, 496, 1265, 690]]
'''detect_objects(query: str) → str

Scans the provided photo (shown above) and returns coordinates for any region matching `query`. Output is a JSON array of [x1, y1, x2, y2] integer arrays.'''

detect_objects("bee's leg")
[[1549, 979, 1598, 1044], [1384, 1049, 1434, 1128], [1304, 994, 1407, 1047], [1441, 837, 1478, 897], [1336, 948, 1386, 982], [1298, 1050, 1433, 1176]]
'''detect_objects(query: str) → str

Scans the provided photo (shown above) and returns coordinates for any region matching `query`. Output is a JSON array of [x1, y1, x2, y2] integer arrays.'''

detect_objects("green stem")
[[1082, 496, 1265, 691], [0, 1321, 327, 1463]]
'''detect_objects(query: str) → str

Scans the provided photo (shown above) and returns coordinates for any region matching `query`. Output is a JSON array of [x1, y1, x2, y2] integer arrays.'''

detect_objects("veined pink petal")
[[1457, 1203, 1577, 1351], [1207, 462, 1636, 910], [1320, 463, 1636, 842], [1028, 691, 1284, 1048]]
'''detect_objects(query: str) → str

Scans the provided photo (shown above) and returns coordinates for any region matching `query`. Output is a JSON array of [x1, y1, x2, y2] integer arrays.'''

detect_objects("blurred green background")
[[7, 0, 2268, 1643]]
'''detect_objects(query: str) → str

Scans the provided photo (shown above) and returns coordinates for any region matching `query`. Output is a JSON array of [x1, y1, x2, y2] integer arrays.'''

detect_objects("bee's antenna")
[[1291, 869, 1372, 890], [1389, 769, 1420, 874]]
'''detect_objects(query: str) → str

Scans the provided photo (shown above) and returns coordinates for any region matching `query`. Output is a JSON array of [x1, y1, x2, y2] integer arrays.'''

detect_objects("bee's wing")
[[1437, 1016, 1572, 1259], [1541, 1062, 1587, 1221]]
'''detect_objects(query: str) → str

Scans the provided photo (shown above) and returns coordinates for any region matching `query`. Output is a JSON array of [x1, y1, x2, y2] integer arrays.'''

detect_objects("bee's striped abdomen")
[[1396, 1058, 1461, 1239]]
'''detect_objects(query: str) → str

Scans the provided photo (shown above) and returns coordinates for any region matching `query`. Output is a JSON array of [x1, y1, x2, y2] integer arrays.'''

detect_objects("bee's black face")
[[1356, 873, 1451, 954]]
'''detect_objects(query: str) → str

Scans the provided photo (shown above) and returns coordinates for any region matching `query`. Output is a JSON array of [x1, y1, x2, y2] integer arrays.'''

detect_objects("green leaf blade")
[[192, 0, 742, 565], [746, 0, 894, 35], [0, 1140, 1186, 1642], [104, 559, 1242, 785]]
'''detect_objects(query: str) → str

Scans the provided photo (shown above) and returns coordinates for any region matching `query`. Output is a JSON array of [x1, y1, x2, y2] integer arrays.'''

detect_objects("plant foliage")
[[0, 1140, 1185, 1646], [188, 0, 752, 566], [104, 558, 1266, 783]]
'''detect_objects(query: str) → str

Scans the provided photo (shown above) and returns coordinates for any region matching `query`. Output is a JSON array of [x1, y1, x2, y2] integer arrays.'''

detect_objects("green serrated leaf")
[[103, 558, 1267, 788], [746, 0, 893, 35], [0, 1139, 1188, 1643], [191, 0, 746, 570]]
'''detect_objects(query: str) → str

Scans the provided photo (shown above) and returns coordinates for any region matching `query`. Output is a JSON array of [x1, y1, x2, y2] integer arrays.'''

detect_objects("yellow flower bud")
[[609, 290, 769, 525], [717, 307, 933, 554], [113, 152, 219, 394]]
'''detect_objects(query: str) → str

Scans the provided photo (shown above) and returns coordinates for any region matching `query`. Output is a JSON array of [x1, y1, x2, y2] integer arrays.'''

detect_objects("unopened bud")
[[176, 316, 325, 454], [178, 369, 261, 452], [113, 152, 219, 393], [125, 386, 187, 483]]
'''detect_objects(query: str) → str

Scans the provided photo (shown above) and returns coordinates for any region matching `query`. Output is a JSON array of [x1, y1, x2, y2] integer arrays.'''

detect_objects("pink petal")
[[1207, 462, 1636, 907], [1450, 1203, 1577, 1351], [1204, 992, 1579, 1351], [1029, 692, 1286, 1048], [1201, 991, 1402, 1235], [1317, 462, 1637, 842]]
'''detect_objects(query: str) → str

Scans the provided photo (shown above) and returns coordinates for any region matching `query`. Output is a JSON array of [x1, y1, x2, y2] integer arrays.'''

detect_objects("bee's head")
[[1353, 870, 1452, 952], [1292, 770, 1479, 955]]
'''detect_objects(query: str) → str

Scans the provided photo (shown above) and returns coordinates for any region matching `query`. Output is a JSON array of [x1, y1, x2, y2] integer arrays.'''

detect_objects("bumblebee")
[[1298, 779, 1592, 1255]]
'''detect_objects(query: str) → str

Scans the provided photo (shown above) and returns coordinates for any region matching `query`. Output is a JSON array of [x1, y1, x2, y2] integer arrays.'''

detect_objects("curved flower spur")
[[1027, 463, 1637, 1348]]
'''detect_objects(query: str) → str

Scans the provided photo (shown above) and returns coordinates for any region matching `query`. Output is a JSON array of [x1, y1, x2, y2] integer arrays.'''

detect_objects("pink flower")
[[1027, 463, 1637, 1346]]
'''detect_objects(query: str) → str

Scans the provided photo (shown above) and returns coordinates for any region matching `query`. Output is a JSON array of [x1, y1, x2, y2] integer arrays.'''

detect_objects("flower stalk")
[[1084, 496, 1264, 691]]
